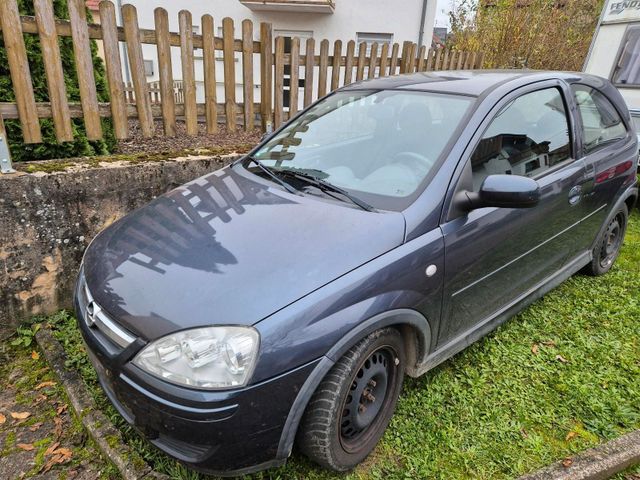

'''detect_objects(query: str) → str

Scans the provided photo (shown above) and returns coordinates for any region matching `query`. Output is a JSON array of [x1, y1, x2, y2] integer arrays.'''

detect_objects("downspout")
[[418, 0, 429, 49], [116, 0, 132, 84]]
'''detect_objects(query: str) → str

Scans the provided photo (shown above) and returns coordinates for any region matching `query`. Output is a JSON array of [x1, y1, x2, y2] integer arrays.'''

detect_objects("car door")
[[436, 81, 589, 347], [569, 83, 635, 250]]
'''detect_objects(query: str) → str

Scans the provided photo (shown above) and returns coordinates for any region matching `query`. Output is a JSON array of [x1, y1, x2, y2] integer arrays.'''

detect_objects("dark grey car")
[[76, 71, 638, 476]]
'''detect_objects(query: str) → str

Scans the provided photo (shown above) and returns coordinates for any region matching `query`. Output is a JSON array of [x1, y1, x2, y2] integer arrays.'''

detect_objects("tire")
[[297, 328, 405, 472], [583, 204, 628, 276]]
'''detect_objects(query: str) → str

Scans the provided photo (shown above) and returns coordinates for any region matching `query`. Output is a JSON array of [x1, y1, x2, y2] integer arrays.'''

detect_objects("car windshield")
[[251, 90, 473, 210]]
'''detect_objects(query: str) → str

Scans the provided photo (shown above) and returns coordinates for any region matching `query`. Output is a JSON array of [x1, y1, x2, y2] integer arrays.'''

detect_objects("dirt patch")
[[114, 119, 262, 156]]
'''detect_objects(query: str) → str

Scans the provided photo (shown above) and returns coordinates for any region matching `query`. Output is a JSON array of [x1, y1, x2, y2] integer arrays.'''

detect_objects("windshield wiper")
[[244, 156, 298, 195], [275, 169, 375, 212]]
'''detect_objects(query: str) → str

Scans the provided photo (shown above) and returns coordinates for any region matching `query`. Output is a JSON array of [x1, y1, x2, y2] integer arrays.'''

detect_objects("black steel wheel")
[[297, 328, 405, 472], [584, 204, 628, 276]]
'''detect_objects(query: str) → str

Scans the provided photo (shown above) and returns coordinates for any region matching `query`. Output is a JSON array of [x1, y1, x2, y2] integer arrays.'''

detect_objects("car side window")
[[571, 85, 627, 154], [470, 88, 571, 191]]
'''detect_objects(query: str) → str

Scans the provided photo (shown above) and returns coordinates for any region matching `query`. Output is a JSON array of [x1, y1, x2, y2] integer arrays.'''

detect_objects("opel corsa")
[[77, 71, 638, 475]]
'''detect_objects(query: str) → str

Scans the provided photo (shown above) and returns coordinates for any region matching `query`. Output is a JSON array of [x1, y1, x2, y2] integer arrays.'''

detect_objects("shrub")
[[448, 0, 605, 71], [0, 0, 116, 161]]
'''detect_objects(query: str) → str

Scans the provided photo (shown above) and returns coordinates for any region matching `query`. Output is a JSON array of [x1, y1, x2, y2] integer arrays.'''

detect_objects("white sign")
[[604, 1, 640, 23]]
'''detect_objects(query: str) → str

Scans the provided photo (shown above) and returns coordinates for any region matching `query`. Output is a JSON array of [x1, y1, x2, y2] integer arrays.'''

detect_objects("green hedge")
[[0, 0, 116, 161]]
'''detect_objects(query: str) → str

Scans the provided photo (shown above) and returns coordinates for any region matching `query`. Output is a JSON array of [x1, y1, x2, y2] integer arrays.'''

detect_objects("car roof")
[[340, 70, 597, 97]]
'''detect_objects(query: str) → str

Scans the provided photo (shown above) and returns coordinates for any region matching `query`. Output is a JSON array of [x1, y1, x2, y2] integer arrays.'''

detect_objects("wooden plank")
[[389, 43, 399, 76], [426, 48, 435, 71], [344, 40, 355, 85], [289, 36, 300, 116], [331, 40, 342, 91], [409, 42, 417, 73], [202, 15, 217, 133], [399, 41, 411, 73], [434, 48, 442, 71], [154, 7, 176, 136], [260, 22, 273, 131], [34, 0, 73, 142], [441, 48, 449, 72], [0, 0, 41, 143], [356, 42, 366, 81], [379, 42, 389, 77], [0, 14, 265, 53], [476, 51, 485, 69], [448, 50, 457, 70], [242, 19, 254, 131], [368, 42, 378, 79], [318, 39, 329, 98], [0, 110, 6, 139], [303, 38, 315, 106], [465, 52, 475, 69], [417, 45, 427, 72], [68, 0, 101, 140], [179, 10, 197, 136], [274, 36, 285, 128], [222, 17, 236, 131], [122, 4, 154, 137], [456, 50, 465, 70]]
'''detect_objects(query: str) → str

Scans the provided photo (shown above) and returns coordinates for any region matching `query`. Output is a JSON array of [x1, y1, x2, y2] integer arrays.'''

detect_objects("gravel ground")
[[114, 120, 262, 155]]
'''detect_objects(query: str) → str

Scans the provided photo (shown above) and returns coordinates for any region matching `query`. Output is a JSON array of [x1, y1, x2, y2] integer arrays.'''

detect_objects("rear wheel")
[[584, 204, 628, 276], [297, 328, 405, 472]]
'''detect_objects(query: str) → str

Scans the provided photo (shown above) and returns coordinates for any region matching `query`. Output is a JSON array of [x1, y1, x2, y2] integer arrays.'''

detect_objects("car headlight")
[[132, 326, 260, 390]]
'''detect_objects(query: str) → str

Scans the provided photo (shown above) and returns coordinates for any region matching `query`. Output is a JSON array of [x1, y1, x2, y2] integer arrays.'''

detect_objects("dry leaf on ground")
[[31, 351, 40, 360], [56, 404, 68, 415], [17, 443, 35, 451], [531, 344, 539, 355], [10, 411, 31, 420], [29, 422, 43, 432], [0, 413, 6, 424], [562, 457, 573, 468], [35, 381, 56, 390], [556, 354, 569, 363], [565, 431, 577, 441]]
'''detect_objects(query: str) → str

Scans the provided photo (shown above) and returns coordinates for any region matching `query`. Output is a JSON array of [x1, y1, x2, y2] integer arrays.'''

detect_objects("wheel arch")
[[276, 308, 431, 460]]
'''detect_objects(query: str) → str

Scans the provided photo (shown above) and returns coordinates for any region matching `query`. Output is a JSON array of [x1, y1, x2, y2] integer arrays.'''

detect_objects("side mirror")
[[463, 174, 540, 210]]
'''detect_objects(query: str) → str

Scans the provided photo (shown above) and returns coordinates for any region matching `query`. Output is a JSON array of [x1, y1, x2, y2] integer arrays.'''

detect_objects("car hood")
[[82, 165, 405, 340]]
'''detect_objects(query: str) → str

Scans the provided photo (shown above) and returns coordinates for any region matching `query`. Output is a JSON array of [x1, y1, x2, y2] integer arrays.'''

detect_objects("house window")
[[612, 25, 640, 86], [143, 59, 154, 76], [356, 32, 393, 55]]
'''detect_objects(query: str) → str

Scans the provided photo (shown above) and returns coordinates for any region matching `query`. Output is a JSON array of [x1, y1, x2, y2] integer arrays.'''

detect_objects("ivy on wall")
[[0, 0, 116, 161]]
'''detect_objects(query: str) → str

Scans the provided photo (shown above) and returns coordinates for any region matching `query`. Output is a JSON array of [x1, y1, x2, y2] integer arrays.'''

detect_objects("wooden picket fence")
[[0, 0, 485, 145]]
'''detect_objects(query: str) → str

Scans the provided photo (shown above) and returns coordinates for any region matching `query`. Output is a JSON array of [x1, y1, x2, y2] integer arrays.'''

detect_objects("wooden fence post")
[[100, 1, 128, 139], [155, 8, 176, 136], [289, 36, 300, 117], [179, 10, 197, 136], [260, 22, 273, 132], [34, 0, 73, 142], [400, 41, 411, 73], [379, 43, 389, 78], [356, 42, 366, 81], [303, 38, 315, 107], [202, 15, 217, 133], [389, 43, 399, 76], [274, 36, 285, 129], [368, 42, 378, 79], [242, 19, 254, 131], [417, 45, 427, 72], [0, 0, 42, 143], [222, 17, 236, 131], [318, 40, 329, 98], [122, 4, 154, 137], [344, 40, 355, 85], [331, 40, 342, 91], [68, 0, 102, 140]]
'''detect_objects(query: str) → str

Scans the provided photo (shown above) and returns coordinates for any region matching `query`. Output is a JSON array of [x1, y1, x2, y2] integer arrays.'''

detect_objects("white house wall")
[[118, 0, 437, 111]]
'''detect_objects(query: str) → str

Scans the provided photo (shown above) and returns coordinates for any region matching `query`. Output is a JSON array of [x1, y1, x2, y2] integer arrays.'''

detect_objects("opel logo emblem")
[[86, 301, 101, 328]]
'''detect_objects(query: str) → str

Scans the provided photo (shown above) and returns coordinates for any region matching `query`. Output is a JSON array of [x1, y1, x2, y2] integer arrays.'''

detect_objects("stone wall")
[[0, 155, 235, 328]]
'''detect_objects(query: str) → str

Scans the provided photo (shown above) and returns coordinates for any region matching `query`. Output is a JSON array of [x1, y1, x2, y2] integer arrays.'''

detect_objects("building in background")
[[101, 0, 437, 111]]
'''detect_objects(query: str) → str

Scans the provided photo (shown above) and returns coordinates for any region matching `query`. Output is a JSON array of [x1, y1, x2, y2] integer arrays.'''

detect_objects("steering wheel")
[[393, 151, 434, 173]]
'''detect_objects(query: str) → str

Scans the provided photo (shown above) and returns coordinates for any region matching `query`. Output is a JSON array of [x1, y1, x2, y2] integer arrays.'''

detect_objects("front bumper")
[[74, 284, 318, 476]]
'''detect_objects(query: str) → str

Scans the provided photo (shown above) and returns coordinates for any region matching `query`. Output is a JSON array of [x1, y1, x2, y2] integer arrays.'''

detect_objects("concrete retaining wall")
[[0, 155, 234, 328]]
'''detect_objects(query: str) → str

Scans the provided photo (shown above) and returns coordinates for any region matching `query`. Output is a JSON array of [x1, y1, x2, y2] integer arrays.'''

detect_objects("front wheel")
[[297, 328, 405, 472], [583, 204, 628, 276]]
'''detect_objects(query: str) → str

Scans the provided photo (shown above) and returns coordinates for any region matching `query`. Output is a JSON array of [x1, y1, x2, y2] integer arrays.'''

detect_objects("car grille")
[[78, 272, 136, 349]]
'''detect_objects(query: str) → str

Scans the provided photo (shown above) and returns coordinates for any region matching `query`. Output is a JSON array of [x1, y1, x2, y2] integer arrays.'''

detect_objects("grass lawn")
[[42, 212, 640, 480]]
